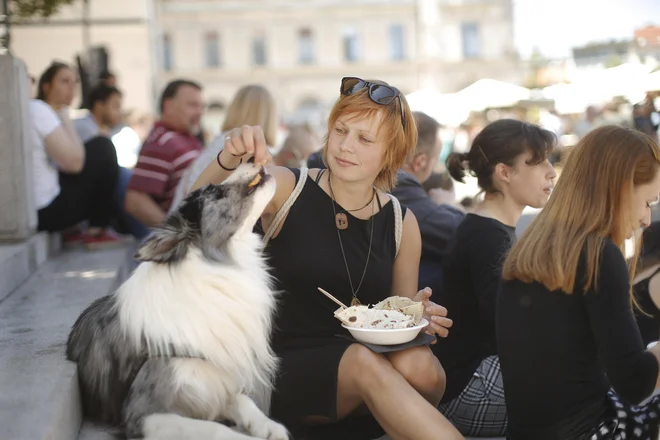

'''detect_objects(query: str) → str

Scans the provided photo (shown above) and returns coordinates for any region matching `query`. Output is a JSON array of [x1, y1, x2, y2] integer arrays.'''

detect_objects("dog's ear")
[[134, 226, 189, 263]]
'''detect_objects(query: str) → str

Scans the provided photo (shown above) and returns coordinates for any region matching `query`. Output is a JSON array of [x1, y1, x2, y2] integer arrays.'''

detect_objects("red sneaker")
[[62, 228, 84, 249], [82, 230, 130, 250]]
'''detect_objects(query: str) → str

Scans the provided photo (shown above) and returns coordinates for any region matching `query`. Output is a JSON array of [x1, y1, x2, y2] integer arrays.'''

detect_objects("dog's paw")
[[248, 419, 289, 440]]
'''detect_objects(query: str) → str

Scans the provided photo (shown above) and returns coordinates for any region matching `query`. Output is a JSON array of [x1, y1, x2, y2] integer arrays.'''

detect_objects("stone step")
[[0, 232, 60, 304], [0, 245, 129, 440], [77, 422, 115, 440]]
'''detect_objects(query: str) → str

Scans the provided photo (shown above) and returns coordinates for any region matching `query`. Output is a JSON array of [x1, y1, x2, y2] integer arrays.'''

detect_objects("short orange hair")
[[321, 80, 417, 191]]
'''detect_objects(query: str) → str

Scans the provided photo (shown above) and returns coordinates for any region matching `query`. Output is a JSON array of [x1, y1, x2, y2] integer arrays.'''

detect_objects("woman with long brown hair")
[[498, 125, 660, 439]]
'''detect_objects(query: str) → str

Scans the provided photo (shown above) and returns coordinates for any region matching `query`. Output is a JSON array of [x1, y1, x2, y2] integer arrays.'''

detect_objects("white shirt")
[[29, 100, 62, 209]]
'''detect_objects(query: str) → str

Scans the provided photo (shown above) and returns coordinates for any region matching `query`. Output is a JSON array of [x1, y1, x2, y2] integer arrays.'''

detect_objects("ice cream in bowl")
[[334, 296, 429, 345]]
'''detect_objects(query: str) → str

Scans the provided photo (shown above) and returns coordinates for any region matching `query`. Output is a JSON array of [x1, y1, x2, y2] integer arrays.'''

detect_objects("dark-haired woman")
[[434, 119, 557, 436], [31, 62, 123, 248]]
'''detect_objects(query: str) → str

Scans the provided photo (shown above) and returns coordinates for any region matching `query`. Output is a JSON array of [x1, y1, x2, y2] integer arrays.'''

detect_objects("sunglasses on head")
[[340, 77, 406, 128]]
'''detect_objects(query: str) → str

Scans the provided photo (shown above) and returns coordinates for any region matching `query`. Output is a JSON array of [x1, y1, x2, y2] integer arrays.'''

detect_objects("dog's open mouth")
[[247, 167, 269, 195]]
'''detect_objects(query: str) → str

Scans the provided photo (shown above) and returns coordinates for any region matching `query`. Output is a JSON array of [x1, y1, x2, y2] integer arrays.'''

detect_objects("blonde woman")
[[169, 84, 278, 211], [274, 126, 321, 168]]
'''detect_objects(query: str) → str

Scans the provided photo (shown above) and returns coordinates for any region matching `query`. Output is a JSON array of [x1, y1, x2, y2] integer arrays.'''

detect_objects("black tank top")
[[264, 168, 407, 353], [633, 267, 660, 346]]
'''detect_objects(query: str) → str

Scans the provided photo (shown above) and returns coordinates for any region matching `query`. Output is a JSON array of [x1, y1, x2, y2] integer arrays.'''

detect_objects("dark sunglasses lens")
[[369, 84, 397, 104], [342, 78, 365, 95]]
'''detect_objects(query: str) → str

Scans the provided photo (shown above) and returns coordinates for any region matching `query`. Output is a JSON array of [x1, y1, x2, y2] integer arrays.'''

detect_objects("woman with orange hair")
[[192, 78, 461, 439], [498, 125, 660, 439]]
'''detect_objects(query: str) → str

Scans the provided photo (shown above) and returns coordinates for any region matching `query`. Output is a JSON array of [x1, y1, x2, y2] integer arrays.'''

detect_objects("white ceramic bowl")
[[342, 318, 429, 346]]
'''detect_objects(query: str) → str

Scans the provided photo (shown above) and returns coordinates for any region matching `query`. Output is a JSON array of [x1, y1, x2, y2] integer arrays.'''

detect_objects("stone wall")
[[0, 55, 37, 240]]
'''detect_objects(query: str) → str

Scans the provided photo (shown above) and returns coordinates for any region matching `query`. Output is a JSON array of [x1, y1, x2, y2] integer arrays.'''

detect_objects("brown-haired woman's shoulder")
[[588, 237, 629, 293]]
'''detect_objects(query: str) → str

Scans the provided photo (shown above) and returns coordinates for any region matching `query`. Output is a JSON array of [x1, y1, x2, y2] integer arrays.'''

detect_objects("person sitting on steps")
[[191, 77, 462, 440]]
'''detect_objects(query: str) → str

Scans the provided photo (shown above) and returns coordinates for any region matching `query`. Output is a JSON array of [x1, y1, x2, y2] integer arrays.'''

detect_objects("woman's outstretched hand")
[[414, 287, 452, 338], [224, 125, 271, 165]]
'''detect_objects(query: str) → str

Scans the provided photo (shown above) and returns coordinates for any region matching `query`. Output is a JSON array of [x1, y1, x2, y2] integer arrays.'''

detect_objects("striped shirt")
[[127, 122, 203, 212]]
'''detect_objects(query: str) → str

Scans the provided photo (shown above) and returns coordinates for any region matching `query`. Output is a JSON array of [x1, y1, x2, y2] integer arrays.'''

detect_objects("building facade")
[[9, 0, 519, 124], [156, 0, 520, 127], [9, 0, 158, 114], [634, 25, 660, 66]]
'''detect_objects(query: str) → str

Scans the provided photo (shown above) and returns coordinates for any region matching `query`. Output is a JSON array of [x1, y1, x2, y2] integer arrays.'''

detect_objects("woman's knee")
[[387, 346, 446, 402], [84, 137, 119, 173], [339, 344, 391, 393]]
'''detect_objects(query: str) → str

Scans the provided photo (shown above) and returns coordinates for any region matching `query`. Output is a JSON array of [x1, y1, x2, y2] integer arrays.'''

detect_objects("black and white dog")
[[67, 163, 288, 440]]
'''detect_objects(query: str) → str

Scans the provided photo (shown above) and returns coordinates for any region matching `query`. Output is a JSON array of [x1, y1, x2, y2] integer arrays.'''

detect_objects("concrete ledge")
[[77, 422, 115, 440], [0, 232, 60, 304], [0, 246, 128, 440]]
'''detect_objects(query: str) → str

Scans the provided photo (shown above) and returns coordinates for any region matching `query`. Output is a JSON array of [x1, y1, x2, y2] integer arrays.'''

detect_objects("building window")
[[204, 31, 221, 68], [253, 32, 267, 66], [389, 24, 405, 61], [299, 28, 314, 64], [461, 22, 481, 59], [343, 28, 361, 63], [163, 33, 173, 71]]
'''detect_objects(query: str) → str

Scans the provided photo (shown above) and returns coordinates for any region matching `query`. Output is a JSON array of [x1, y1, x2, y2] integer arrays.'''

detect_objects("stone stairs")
[[0, 236, 130, 440]]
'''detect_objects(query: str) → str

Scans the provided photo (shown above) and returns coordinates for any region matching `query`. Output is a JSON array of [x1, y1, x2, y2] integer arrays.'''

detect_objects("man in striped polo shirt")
[[124, 80, 204, 234]]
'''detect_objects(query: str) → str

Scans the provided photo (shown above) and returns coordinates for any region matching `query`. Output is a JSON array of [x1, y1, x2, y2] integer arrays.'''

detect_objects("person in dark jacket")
[[392, 111, 465, 298]]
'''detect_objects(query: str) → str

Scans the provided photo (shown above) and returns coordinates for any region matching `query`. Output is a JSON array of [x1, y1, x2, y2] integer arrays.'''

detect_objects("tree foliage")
[[9, 0, 77, 19]]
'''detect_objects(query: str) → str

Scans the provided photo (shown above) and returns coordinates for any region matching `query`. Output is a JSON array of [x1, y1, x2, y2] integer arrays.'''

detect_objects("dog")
[[66, 163, 288, 440]]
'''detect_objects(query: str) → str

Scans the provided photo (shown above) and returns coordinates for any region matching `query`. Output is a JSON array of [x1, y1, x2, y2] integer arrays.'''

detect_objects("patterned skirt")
[[589, 390, 660, 440], [438, 355, 507, 437]]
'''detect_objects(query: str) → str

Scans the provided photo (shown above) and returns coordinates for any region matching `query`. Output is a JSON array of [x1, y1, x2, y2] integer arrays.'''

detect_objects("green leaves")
[[10, 0, 77, 19]]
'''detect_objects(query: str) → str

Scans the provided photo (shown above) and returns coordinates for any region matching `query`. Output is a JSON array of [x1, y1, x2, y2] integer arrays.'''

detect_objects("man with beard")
[[74, 85, 124, 143], [125, 80, 204, 229]]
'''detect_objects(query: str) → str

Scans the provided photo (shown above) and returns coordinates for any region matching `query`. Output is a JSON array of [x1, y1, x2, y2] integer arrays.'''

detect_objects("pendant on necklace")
[[351, 297, 361, 307], [335, 212, 348, 230]]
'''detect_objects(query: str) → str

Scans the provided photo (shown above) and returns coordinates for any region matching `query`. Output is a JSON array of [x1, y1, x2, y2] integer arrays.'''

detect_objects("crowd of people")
[[23, 60, 660, 440]]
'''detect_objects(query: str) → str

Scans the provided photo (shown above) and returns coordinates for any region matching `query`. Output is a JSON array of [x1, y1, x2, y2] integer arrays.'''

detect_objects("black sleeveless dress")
[[633, 268, 660, 347], [264, 168, 406, 439]]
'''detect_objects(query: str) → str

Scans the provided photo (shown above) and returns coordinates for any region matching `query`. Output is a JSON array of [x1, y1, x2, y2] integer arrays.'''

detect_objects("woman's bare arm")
[[391, 209, 422, 299]]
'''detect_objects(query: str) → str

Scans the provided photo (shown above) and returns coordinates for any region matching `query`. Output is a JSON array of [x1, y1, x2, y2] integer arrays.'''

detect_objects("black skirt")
[[270, 338, 384, 440]]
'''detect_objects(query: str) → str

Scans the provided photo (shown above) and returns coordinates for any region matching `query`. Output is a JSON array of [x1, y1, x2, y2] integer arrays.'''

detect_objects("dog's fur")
[[66, 163, 288, 440]]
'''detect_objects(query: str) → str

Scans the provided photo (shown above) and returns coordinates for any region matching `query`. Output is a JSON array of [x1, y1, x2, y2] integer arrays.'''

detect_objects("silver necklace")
[[328, 172, 375, 307]]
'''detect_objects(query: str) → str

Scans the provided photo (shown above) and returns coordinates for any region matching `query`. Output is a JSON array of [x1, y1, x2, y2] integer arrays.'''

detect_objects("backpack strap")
[[389, 194, 403, 257], [263, 167, 309, 245]]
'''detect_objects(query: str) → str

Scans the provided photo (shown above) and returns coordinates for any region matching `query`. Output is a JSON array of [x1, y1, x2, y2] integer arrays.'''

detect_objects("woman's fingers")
[[426, 304, 448, 317], [224, 126, 269, 165], [224, 128, 244, 156], [241, 125, 255, 155], [251, 125, 269, 165], [423, 314, 452, 339], [415, 287, 432, 302], [426, 319, 451, 338]]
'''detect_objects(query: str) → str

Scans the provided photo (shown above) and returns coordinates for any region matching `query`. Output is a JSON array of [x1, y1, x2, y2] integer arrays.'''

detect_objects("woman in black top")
[[634, 222, 660, 346], [191, 78, 461, 440], [499, 125, 660, 440], [435, 119, 557, 436]]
